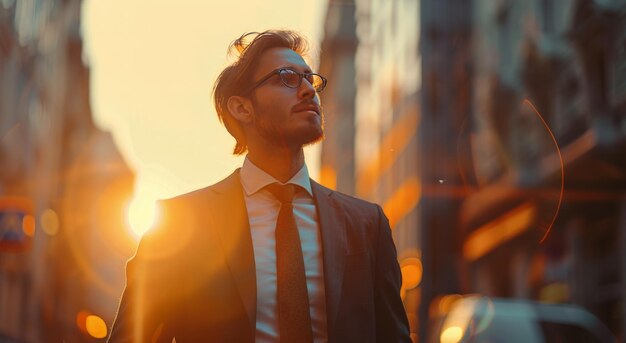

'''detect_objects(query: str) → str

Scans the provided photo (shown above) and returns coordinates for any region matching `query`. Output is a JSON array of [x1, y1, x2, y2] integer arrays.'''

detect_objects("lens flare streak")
[[523, 99, 564, 243]]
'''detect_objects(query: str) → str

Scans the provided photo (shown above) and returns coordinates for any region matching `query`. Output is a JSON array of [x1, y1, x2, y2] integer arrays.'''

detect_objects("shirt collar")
[[240, 157, 313, 197]]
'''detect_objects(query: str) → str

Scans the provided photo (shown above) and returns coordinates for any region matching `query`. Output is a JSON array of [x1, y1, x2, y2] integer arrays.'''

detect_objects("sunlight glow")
[[82, 0, 327, 197], [126, 191, 159, 239]]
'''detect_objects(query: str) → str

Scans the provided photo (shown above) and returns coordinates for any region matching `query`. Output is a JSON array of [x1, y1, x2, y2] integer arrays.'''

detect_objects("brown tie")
[[265, 183, 314, 343]]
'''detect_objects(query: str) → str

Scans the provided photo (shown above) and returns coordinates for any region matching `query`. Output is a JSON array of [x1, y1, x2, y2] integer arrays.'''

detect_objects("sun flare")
[[126, 191, 159, 239]]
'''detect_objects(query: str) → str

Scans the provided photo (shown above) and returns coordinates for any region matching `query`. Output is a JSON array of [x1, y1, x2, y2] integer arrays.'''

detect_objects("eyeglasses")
[[243, 68, 327, 94]]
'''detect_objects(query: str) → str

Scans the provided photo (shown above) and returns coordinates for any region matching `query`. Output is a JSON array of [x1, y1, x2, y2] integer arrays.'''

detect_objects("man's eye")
[[281, 71, 300, 85]]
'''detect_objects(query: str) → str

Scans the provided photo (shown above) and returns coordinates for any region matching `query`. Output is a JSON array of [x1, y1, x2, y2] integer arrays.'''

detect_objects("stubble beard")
[[253, 111, 324, 149], [303, 113, 325, 147]]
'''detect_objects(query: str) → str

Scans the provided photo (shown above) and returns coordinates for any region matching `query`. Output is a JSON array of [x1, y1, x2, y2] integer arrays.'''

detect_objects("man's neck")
[[246, 147, 305, 184]]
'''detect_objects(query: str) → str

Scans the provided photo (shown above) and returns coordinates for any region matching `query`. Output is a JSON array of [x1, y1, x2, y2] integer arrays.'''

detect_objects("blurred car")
[[427, 295, 617, 343]]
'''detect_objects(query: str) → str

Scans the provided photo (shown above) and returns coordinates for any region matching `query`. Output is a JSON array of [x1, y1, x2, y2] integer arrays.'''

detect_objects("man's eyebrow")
[[280, 65, 313, 73]]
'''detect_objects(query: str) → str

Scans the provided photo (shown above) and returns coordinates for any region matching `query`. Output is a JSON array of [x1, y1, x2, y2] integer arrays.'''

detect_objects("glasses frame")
[[242, 68, 327, 95]]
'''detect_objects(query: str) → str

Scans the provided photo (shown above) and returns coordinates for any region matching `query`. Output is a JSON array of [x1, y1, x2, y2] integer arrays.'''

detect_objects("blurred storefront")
[[0, 0, 134, 341], [320, 0, 625, 341]]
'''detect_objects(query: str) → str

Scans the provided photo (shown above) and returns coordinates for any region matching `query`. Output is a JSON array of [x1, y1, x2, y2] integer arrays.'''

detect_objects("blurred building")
[[0, 0, 134, 341], [320, 0, 626, 341], [319, 0, 358, 196], [320, 0, 423, 339], [418, 0, 473, 341], [457, 0, 626, 340]]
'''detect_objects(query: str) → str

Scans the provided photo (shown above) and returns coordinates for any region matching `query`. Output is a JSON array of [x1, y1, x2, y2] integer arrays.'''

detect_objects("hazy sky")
[[82, 0, 328, 200]]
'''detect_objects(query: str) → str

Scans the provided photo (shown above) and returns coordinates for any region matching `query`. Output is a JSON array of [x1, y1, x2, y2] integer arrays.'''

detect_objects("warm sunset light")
[[82, 0, 326, 197], [126, 191, 159, 239], [4, 0, 621, 341]]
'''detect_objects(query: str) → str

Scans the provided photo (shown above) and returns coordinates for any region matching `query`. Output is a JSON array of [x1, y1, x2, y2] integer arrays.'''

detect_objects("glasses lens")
[[308, 74, 326, 92], [279, 69, 301, 87]]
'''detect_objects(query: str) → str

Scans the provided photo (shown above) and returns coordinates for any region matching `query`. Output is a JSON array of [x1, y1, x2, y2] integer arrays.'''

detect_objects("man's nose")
[[297, 78, 316, 99]]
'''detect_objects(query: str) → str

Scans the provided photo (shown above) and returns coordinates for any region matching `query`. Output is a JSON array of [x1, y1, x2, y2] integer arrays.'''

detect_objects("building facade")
[[320, 0, 626, 341], [320, 0, 423, 339], [0, 1, 134, 341], [457, 0, 626, 339]]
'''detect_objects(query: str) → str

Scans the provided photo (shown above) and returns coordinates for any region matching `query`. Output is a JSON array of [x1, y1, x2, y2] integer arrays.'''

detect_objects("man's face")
[[247, 47, 324, 150]]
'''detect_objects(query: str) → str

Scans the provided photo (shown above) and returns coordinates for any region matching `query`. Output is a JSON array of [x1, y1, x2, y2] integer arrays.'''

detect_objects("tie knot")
[[265, 183, 296, 204]]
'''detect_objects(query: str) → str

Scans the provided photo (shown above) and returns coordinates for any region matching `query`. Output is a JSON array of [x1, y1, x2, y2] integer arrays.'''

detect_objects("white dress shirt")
[[240, 158, 329, 343]]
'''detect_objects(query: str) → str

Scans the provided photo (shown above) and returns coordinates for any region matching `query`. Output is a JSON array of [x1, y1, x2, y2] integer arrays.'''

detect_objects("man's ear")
[[226, 96, 253, 124]]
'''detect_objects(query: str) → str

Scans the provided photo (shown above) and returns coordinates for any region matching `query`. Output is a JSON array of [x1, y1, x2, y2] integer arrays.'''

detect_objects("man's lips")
[[292, 103, 321, 115]]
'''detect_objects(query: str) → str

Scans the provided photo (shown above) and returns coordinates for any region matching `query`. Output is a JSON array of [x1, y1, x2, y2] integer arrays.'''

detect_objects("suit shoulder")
[[331, 189, 380, 209], [161, 185, 215, 207], [312, 180, 381, 214], [141, 170, 240, 242], [135, 172, 241, 261]]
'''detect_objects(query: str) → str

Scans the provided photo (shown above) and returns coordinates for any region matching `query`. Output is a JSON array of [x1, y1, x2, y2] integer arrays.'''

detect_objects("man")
[[108, 30, 410, 343]]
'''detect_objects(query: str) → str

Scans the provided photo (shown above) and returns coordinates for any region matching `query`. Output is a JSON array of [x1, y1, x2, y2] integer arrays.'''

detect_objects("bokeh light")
[[76, 310, 89, 333], [440, 326, 463, 343], [438, 294, 463, 316], [40, 209, 59, 236], [21, 214, 35, 237], [400, 257, 423, 290], [85, 314, 108, 339], [539, 282, 569, 303]]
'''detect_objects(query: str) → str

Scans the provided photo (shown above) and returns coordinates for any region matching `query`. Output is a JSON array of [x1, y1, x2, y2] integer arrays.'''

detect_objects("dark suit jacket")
[[108, 169, 410, 342]]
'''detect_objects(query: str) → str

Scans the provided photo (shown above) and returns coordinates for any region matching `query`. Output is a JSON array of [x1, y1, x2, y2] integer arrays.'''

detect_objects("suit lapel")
[[204, 174, 347, 338], [311, 180, 347, 337], [209, 169, 257, 334]]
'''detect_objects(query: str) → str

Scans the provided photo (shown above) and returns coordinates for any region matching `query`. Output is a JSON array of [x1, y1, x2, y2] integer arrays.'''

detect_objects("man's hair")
[[213, 30, 310, 155]]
